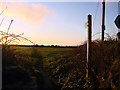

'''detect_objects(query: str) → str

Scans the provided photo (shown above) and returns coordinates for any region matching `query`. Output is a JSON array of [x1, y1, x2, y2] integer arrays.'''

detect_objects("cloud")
[[1, 2, 56, 26], [47, 22, 54, 27]]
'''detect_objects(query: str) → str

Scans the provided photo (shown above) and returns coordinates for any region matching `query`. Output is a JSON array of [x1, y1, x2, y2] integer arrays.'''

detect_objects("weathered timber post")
[[86, 14, 92, 80], [101, 0, 105, 41]]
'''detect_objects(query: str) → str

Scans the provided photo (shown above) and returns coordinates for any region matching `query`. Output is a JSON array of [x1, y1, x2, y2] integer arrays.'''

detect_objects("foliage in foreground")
[[2, 40, 120, 89], [44, 40, 120, 89], [2, 46, 43, 88]]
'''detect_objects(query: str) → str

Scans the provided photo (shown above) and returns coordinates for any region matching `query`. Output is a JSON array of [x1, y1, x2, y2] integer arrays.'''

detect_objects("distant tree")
[[51, 45, 54, 47]]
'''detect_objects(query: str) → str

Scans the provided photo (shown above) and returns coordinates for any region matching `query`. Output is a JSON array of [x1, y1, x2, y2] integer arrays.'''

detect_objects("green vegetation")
[[41, 40, 120, 89], [3, 40, 120, 89], [3, 46, 43, 88], [3, 46, 73, 89]]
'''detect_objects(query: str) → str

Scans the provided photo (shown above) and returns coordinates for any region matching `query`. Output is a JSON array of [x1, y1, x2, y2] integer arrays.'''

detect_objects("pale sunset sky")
[[0, 1, 118, 46]]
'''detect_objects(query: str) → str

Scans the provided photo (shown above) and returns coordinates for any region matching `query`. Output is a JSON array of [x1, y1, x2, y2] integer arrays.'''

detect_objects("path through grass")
[[11, 46, 74, 88]]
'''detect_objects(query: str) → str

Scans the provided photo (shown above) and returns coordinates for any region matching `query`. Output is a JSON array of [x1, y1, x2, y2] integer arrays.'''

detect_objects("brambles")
[[2, 45, 34, 88], [1, 28, 120, 89], [4, 41, 120, 89], [40, 40, 120, 89], [0, 23, 41, 88], [63, 40, 120, 89]]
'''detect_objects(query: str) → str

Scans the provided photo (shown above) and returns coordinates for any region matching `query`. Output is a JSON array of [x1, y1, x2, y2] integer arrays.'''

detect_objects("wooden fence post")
[[86, 14, 92, 80]]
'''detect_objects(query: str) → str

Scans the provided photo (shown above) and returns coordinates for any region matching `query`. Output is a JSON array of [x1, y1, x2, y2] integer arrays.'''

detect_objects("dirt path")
[[3, 61, 56, 89], [3, 59, 56, 89], [38, 68, 54, 88], [37, 60, 55, 89]]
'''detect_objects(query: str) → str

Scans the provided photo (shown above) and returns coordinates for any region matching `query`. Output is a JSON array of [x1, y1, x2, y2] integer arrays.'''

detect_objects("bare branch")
[[0, 6, 7, 16]]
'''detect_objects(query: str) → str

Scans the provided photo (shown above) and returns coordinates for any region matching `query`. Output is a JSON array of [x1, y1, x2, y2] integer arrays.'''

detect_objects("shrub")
[[52, 40, 120, 89]]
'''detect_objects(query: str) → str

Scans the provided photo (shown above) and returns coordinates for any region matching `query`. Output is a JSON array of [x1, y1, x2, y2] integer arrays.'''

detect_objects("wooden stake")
[[101, 0, 105, 41], [86, 14, 92, 80]]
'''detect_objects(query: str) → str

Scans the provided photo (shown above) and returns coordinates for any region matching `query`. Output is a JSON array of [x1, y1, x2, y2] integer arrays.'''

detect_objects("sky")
[[0, 1, 118, 46]]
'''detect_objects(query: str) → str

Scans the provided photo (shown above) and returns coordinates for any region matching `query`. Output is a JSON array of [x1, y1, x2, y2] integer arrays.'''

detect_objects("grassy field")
[[11, 46, 73, 69], [3, 40, 120, 89], [12, 46, 73, 58], [9, 46, 74, 88]]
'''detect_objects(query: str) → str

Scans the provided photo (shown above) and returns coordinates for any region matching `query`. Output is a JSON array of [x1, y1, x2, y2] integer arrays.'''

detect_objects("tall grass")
[[67, 40, 120, 88], [2, 45, 34, 88], [2, 45, 45, 89], [1, 27, 43, 88], [44, 40, 120, 89]]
